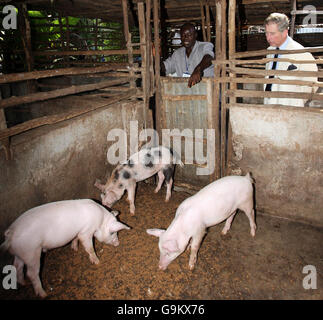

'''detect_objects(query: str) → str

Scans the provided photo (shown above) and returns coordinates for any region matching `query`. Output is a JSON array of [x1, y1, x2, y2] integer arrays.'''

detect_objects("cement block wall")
[[0, 98, 151, 235], [228, 106, 323, 227]]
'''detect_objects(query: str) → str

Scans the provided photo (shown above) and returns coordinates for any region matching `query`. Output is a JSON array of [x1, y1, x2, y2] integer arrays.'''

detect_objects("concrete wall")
[[0, 97, 151, 235], [228, 106, 323, 227]]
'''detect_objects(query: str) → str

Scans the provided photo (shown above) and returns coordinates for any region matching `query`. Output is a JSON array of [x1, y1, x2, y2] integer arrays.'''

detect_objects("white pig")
[[0, 199, 130, 298], [147, 173, 256, 270]]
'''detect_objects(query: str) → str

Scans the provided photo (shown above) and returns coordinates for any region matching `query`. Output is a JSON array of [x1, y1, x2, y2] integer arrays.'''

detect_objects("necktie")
[[265, 48, 279, 91]]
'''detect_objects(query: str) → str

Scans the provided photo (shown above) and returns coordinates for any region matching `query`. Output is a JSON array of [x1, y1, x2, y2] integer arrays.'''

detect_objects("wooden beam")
[[33, 49, 141, 56], [233, 47, 323, 58], [0, 90, 137, 140], [0, 79, 132, 109], [154, 0, 162, 140], [226, 89, 323, 100], [0, 65, 130, 84]]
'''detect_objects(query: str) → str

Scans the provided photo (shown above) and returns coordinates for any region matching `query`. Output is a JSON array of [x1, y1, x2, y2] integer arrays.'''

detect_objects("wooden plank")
[[228, 66, 323, 78], [200, 1, 207, 42], [0, 79, 132, 109], [227, 103, 323, 113], [33, 49, 141, 56], [163, 95, 207, 101], [0, 65, 129, 84], [233, 47, 323, 59], [0, 89, 136, 140], [122, 0, 136, 89], [226, 89, 323, 100], [215, 76, 323, 87], [205, 3, 211, 43], [154, 0, 162, 140], [138, 2, 148, 128]]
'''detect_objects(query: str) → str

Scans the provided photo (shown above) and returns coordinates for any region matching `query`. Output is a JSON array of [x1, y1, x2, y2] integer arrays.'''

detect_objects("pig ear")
[[110, 221, 130, 233], [94, 179, 105, 192], [162, 239, 179, 253], [146, 228, 165, 238]]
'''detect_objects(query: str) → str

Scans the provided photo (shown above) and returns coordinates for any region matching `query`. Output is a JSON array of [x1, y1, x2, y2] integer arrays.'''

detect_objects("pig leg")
[[240, 201, 256, 237], [221, 211, 237, 235], [25, 248, 47, 298], [126, 182, 136, 215], [163, 166, 174, 202], [154, 171, 165, 194], [78, 234, 99, 264], [71, 238, 78, 251], [188, 229, 206, 270], [245, 208, 256, 237], [13, 256, 25, 286]]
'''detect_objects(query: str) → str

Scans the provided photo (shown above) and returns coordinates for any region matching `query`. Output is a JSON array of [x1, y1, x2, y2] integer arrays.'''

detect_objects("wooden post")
[[0, 95, 12, 160], [66, 15, 71, 67], [145, 0, 154, 96], [154, 0, 161, 141], [122, 0, 136, 89], [18, 4, 34, 72], [220, 0, 227, 177], [138, 1, 148, 130], [200, 1, 207, 42], [290, 0, 297, 39], [205, 2, 211, 42]]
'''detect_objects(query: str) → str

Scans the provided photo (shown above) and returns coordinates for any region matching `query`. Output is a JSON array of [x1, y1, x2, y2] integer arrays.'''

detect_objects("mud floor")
[[0, 183, 322, 300]]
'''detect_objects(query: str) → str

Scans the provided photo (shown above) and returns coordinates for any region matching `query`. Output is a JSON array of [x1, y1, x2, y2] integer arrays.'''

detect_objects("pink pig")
[[0, 199, 130, 298], [147, 173, 256, 270]]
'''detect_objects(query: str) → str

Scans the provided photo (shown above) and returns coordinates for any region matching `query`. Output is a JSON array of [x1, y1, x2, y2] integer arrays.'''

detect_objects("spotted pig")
[[95, 146, 183, 215]]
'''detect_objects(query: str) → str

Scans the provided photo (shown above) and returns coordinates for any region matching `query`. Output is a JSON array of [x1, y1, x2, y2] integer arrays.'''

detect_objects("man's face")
[[265, 22, 288, 48], [180, 26, 197, 49]]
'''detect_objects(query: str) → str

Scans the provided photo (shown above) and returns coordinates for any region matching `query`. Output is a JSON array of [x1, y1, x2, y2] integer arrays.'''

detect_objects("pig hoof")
[[189, 264, 195, 271], [90, 257, 100, 265], [130, 212, 135, 216], [37, 289, 48, 298]]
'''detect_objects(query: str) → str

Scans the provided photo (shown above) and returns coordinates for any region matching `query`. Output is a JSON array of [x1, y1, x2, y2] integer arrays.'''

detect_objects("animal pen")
[[0, 0, 322, 300]]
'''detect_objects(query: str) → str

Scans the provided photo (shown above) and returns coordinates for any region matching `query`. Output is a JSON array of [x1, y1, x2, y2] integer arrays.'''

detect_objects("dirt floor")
[[0, 183, 322, 300]]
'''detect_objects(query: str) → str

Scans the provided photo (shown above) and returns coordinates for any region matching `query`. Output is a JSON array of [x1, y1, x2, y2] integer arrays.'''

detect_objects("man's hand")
[[188, 66, 203, 88]]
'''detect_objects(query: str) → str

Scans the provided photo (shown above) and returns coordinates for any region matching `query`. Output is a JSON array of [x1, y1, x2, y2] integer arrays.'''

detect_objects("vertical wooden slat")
[[66, 16, 71, 67], [138, 2, 148, 129], [95, 18, 99, 62], [220, 0, 227, 177], [145, 0, 154, 96], [205, 2, 211, 42], [290, 0, 297, 39], [0, 96, 11, 160], [200, 1, 207, 42], [122, 0, 135, 89], [19, 4, 34, 72], [154, 0, 162, 141]]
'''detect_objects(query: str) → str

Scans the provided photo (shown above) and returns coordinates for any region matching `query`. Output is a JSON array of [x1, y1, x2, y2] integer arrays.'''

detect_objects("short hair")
[[264, 13, 290, 32], [180, 23, 196, 34]]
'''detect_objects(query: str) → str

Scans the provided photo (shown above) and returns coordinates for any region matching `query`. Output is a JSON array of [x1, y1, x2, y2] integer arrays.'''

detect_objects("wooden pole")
[[0, 78, 132, 109], [154, 0, 161, 141], [138, 1, 148, 129], [122, 0, 136, 89], [290, 0, 297, 39], [200, 1, 207, 42], [205, 2, 211, 42], [220, 0, 227, 177], [0, 89, 136, 141], [0, 95, 12, 160]]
